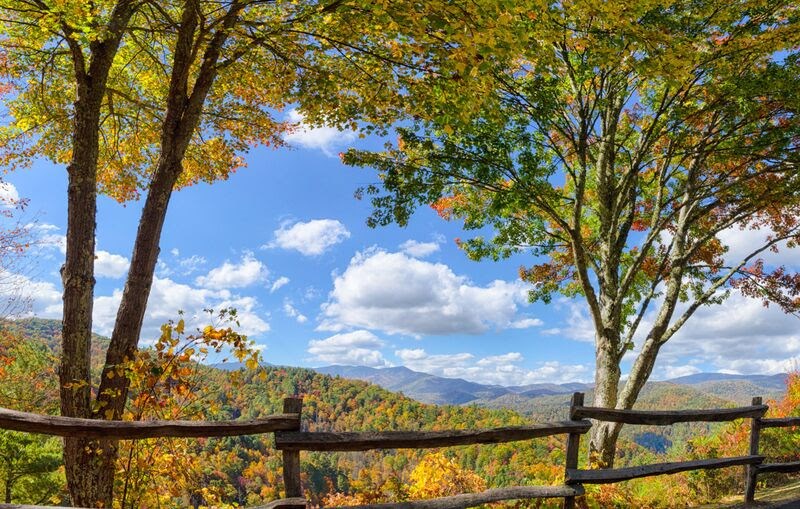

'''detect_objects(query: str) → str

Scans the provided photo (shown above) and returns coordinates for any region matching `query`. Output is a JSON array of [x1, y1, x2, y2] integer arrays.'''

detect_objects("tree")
[[0, 331, 65, 504], [1, 0, 503, 504], [407, 452, 485, 499], [344, 0, 800, 466]]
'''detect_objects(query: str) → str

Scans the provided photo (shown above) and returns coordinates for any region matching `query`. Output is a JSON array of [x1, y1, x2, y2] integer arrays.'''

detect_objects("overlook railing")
[[0, 393, 797, 509]]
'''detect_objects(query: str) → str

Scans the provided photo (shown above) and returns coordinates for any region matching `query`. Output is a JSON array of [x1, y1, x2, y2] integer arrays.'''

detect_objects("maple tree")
[[345, 0, 800, 466], [0, 0, 511, 503]]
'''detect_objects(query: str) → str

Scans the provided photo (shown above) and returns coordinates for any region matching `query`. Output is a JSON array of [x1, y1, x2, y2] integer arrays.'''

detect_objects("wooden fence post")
[[281, 397, 304, 502], [744, 396, 762, 503], [563, 392, 584, 509]]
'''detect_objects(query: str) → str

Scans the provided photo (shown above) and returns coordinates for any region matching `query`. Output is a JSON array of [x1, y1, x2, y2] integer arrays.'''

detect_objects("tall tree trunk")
[[96, 151, 182, 418], [59, 3, 135, 505], [95, 0, 240, 429], [60, 83, 114, 508], [589, 333, 623, 467]]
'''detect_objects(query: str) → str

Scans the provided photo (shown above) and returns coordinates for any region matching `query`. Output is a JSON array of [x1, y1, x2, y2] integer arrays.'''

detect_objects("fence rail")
[[571, 404, 768, 425], [274, 421, 591, 451], [0, 407, 300, 439], [0, 392, 797, 509]]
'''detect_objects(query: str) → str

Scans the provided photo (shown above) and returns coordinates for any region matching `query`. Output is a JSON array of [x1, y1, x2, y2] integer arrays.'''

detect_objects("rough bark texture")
[[588, 335, 622, 468], [59, 2, 135, 506], [95, 0, 240, 424], [78, 3, 240, 505]]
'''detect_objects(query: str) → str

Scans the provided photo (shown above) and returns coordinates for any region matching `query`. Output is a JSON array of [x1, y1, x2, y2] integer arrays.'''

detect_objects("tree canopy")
[[1, 0, 531, 503], [344, 0, 800, 465]]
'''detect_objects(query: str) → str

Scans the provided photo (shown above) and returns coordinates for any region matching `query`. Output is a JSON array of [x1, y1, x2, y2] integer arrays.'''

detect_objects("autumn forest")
[[1, 0, 800, 507]]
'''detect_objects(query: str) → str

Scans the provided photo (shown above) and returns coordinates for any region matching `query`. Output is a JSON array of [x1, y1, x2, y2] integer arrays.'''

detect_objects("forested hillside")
[[0, 319, 797, 508]]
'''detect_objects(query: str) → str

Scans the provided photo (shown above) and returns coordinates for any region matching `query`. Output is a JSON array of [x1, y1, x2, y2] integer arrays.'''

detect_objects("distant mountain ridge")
[[315, 365, 788, 407], [1, 318, 788, 410]]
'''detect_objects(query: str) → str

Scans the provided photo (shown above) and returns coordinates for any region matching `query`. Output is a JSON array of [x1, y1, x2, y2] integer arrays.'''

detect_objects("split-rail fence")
[[0, 393, 797, 509]]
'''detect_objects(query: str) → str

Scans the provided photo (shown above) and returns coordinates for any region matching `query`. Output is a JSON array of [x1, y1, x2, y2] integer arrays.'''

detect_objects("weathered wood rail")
[[0, 392, 796, 509], [744, 396, 800, 503], [0, 406, 300, 439]]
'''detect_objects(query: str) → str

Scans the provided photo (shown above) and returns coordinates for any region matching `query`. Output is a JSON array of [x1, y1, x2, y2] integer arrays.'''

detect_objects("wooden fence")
[[0, 392, 798, 509]]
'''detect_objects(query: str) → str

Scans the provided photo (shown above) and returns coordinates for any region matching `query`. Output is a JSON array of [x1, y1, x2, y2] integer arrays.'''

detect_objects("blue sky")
[[2, 114, 799, 385]]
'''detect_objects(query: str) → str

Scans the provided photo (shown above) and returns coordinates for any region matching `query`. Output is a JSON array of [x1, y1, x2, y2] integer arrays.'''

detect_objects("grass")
[[695, 479, 800, 508]]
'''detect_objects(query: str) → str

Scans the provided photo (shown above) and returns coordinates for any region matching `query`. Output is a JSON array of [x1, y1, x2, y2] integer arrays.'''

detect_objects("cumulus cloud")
[[283, 109, 357, 156], [319, 249, 532, 336], [400, 239, 441, 258], [35, 226, 66, 256], [270, 276, 290, 293], [395, 348, 590, 385], [510, 318, 544, 329], [655, 293, 800, 375], [95, 251, 130, 278], [269, 219, 350, 256], [660, 364, 702, 379], [718, 225, 799, 268], [307, 330, 388, 367], [195, 253, 267, 289], [93, 276, 270, 341], [283, 300, 308, 324], [0, 271, 62, 318]]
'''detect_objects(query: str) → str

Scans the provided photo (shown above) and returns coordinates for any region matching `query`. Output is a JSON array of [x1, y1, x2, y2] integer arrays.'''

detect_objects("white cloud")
[[177, 255, 207, 275], [95, 251, 129, 278], [215, 295, 271, 337], [319, 249, 531, 336], [0, 182, 19, 205], [400, 239, 441, 258], [395, 348, 590, 385], [0, 271, 62, 318], [270, 276, 290, 293], [93, 276, 270, 341], [283, 300, 308, 324], [269, 219, 350, 256], [307, 330, 388, 367], [654, 293, 800, 375], [38, 230, 66, 255], [718, 225, 799, 268], [477, 352, 524, 366], [660, 364, 702, 379], [195, 253, 267, 289], [554, 301, 595, 343], [509, 317, 544, 329], [170, 248, 180, 257], [283, 109, 357, 156]]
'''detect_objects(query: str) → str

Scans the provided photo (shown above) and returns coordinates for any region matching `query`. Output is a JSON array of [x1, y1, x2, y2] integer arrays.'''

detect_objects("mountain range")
[[314, 364, 788, 408]]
